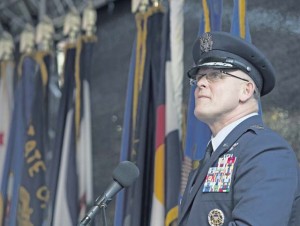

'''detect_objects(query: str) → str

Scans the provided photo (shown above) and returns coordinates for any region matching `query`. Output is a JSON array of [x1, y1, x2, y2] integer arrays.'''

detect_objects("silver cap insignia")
[[200, 33, 213, 53]]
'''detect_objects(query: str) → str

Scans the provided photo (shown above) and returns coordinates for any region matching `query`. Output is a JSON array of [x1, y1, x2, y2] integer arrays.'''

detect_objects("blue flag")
[[185, 0, 223, 161], [181, 0, 223, 197], [230, 0, 262, 114], [230, 0, 251, 41], [0, 54, 38, 226], [114, 39, 136, 226], [17, 52, 51, 225]]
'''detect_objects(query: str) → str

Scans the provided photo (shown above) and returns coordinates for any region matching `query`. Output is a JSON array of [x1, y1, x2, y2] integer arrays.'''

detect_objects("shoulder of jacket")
[[248, 124, 265, 134]]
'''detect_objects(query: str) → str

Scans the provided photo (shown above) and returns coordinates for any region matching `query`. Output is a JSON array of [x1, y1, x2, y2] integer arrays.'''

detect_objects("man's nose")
[[196, 75, 208, 88]]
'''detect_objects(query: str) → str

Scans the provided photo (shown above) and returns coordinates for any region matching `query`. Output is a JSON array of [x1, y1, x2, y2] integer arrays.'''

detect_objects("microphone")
[[79, 161, 139, 226]]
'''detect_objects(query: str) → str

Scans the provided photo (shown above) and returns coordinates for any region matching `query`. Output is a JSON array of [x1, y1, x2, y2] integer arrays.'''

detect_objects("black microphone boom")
[[79, 161, 139, 226]]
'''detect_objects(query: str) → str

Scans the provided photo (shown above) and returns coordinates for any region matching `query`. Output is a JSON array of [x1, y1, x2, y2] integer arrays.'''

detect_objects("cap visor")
[[187, 62, 235, 79]]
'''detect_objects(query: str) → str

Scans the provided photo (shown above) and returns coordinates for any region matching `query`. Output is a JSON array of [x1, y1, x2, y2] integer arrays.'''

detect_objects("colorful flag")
[[150, 8, 168, 225], [118, 5, 166, 226], [130, 7, 165, 226], [115, 3, 183, 225], [150, 1, 184, 225], [165, 0, 184, 224]]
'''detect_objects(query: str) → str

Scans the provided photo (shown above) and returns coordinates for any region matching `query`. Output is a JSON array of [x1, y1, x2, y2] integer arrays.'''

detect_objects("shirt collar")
[[211, 113, 258, 152]]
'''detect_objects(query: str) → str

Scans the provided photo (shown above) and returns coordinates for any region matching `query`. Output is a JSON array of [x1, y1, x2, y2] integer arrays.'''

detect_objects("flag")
[[116, 3, 183, 225], [114, 39, 136, 226], [118, 5, 166, 226], [77, 35, 96, 219], [150, 1, 184, 225], [52, 107, 77, 226], [198, 0, 222, 35], [17, 51, 51, 225], [0, 61, 14, 187], [114, 2, 183, 226], [52, 39, 84, 226], [230, 0, 251, 41], [130, 7, 165, 226], [229, 0, 262, 114], [48, 43, 77, 226], [52, 41, 78, 225], [181, 0, 223, 196], [150, 7, 168, 225], [0, 60, 14, 225], [52, 103, 77, 226], [51, 36, 95, 225], [165, 0, 184, 224], [0, 53, 39, 226]]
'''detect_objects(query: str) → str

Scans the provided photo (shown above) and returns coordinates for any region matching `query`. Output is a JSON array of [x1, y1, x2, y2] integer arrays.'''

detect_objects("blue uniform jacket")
[[178, 115, 300, 226]]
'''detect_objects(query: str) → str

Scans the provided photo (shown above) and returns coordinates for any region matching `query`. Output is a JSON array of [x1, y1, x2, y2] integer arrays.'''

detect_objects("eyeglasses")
[[189, 70, 250, 86]]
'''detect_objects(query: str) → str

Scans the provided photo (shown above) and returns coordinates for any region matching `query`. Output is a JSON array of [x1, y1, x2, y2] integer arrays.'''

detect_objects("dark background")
[[90, 0, 300, 224]]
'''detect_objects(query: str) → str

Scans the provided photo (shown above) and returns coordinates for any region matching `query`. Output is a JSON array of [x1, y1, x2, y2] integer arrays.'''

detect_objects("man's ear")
[[240, 82, 255, 102]]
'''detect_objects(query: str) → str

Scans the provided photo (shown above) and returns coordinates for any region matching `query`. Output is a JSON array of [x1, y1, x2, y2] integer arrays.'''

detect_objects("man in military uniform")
[[178, 31, 300, 226]]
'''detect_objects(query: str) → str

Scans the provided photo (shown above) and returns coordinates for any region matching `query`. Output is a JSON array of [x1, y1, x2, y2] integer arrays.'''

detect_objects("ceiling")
[[0, 0, 110, 41]]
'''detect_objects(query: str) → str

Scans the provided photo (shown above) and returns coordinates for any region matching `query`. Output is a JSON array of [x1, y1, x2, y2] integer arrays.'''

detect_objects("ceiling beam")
[[2, 9, 26, 29], [0, 0, 20, 11], [64, 0, 76, 10], [26, 0, 38, 9], [38, 0, 46, 20], [53, 0, 65, 15], [17, 0, 33, 22]]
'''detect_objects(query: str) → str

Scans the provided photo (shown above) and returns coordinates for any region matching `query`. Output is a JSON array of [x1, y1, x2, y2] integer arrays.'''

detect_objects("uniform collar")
[[211, 112, 258, 151]]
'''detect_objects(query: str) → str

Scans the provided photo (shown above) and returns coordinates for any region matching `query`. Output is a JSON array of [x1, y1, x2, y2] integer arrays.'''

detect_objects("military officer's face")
[[193, 69, 250, 124]]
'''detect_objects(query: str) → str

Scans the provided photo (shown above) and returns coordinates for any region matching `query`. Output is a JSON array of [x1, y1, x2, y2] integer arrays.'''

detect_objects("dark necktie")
[[201, 141, 213, 167], [191, 141, 213, 187]]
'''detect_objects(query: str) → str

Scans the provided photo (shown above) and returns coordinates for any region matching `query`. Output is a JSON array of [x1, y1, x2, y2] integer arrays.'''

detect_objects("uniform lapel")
[[178, 115, 264, 225]]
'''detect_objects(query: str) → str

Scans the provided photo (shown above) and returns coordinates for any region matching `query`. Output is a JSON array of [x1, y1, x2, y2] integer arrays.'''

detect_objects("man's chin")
[[194, 111, 211, 123]]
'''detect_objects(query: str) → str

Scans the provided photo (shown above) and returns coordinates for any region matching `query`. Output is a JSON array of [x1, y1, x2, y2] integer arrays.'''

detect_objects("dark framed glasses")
[[189, 70, 250, 86]]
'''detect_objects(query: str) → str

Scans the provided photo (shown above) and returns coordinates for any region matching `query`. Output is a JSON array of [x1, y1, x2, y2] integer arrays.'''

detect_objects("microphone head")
[[112, 161, 140, 187]]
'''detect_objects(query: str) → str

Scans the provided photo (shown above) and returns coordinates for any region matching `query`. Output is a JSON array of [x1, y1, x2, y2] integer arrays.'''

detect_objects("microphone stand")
[[101, 204, 108, 226], [79, 197, 111, 226], [78, 160, 140, 226]]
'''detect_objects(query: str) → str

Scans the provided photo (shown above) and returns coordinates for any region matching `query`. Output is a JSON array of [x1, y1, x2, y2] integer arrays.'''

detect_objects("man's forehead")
[[196, 68, 234, 75], [197, 68, 246, 75], [196, 68, 219, 74]]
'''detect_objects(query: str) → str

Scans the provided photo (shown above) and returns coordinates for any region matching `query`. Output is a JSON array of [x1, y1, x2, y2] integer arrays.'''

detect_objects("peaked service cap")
[[187, 31, 276, 96]]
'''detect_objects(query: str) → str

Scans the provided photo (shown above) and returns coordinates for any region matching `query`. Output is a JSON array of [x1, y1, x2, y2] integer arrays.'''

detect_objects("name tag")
[[203, 154, 236, 193]]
